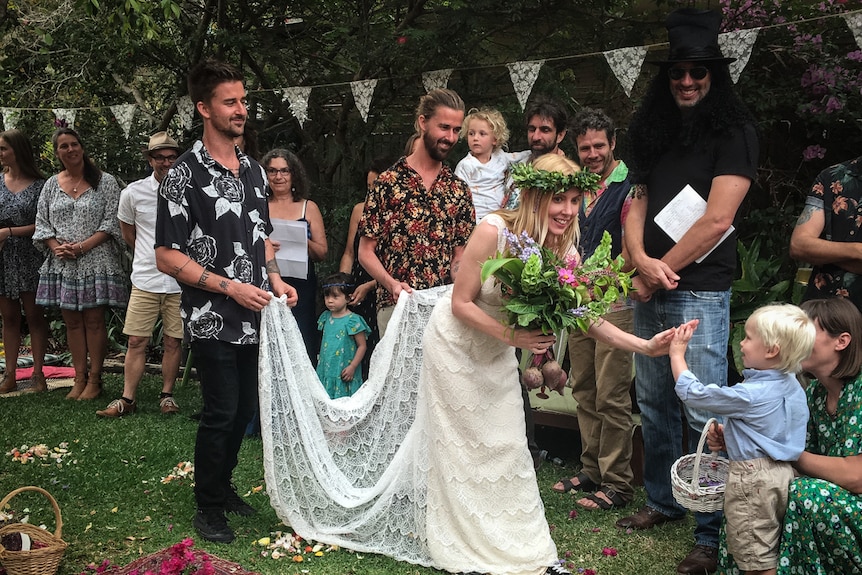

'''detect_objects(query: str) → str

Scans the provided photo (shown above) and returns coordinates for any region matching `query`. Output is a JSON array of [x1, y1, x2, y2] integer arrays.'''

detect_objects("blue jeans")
[[633, 289, 730, 549], [192, 339, 260, 510]]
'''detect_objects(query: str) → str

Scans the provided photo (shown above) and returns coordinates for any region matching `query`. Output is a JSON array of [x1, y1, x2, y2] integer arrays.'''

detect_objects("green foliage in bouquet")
[[480, 229, 633, 334]]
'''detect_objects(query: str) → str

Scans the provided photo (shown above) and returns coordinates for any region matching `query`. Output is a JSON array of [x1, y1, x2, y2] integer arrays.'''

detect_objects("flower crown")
[[510, 162, 601, 195]]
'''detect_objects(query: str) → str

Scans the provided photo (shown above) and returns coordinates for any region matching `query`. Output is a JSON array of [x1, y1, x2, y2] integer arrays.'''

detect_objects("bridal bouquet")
[[480, 229, 632, 396]]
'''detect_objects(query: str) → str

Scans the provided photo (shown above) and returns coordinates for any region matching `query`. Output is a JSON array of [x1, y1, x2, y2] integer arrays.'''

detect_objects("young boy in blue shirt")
[[670, 303, 815, 575]]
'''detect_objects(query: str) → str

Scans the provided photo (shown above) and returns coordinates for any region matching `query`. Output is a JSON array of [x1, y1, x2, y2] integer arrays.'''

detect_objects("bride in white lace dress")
[[259, 154, 688, 575]]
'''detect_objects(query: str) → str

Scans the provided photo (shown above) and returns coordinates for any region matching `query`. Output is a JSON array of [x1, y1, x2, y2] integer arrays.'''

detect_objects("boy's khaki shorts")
[[724, 457, 794, 571]]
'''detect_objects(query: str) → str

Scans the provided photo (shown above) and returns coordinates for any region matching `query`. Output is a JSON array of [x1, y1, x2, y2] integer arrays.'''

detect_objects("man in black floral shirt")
[[155, 59, 296, 544], [791, 155, 862, 311], [358, 89, 475, 335]]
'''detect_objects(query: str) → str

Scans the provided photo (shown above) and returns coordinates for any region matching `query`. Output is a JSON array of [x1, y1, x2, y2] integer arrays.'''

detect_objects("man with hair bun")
[[358, 88, 475, 336]]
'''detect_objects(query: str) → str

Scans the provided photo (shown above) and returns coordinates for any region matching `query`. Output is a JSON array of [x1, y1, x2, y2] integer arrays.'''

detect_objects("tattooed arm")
[[790, 201, 862, 274], [624, 184, 679, 301], [155, 246, 274, 311]]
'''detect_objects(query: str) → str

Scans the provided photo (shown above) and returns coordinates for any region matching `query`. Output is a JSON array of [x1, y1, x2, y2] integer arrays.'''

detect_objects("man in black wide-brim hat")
[[615, 8, 760, 575]]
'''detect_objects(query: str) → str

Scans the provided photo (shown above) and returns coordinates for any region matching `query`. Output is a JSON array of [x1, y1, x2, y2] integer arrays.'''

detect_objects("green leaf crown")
[[510, 161, 601, 195]]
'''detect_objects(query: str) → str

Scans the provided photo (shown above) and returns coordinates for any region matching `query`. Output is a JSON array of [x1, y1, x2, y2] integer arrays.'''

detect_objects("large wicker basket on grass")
[[0, 486, 68, 575], [671, 418, 729, 513]]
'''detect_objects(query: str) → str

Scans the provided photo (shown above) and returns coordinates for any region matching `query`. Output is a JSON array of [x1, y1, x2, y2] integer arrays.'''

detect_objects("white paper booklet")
[[653, 184, 734, 264], [270, 218, 309, 279]]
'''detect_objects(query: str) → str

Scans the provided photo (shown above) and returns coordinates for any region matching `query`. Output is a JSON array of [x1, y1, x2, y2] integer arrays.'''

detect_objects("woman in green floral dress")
[[717, 297, 862, 574]]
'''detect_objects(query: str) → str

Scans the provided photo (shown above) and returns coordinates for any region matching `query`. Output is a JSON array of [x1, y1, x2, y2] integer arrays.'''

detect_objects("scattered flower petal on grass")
[[568, 509, 578, 520], [602, 546, 618, 557], [160, 461, 195, 485], [7, 442, 72, 466]]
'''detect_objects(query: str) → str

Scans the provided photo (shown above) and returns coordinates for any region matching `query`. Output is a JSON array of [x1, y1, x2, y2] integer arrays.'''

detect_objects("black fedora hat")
[[657, 8, 735, 64]]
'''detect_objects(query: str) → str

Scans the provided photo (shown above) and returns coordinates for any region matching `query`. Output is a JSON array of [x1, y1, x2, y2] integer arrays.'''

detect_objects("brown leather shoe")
[[615, 505, 682, 530], [676, 544, 718, 574]]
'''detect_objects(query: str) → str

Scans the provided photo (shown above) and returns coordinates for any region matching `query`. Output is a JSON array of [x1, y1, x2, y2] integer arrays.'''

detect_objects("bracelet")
[[78, 243, 84, 256], [7, 227, 11, 238]]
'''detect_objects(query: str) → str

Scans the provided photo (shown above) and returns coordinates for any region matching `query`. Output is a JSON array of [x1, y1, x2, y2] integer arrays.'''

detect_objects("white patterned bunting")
[[422, 69, 453, 93], [719, 28, 760, 84], [603, 46, 647, 97], [176, 96, 194, 131], [280, 86, 312, 127], [351, 79, 377, 122], [53, 108, 76, 130], [507, 60, 544, 111], [109, 104, 137, 138], [844, 13, 862, 50], [1, 108, 20, 130]]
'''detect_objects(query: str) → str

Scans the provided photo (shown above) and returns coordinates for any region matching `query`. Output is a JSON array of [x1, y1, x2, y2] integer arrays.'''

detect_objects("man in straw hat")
[[98, 132, 184, 418], [615, 9, 759, 574]]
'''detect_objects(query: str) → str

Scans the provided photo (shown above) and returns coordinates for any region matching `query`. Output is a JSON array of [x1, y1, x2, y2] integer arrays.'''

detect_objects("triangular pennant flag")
[[507, 60, 544, 111], [350, 79, 377, 123], [1, 108, 20, 130], [422, 69, 453, 93], [280, 86, 312, 127], [109, 104, 137, 138], [176, 96, 194, 131], [53, 108, 76, 130], [719, 28, 760, 84], [603, 46, 647, 97], [844, 13, 862, 50]]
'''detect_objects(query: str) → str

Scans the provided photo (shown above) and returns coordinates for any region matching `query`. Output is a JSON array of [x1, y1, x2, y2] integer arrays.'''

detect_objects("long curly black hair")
[[627, 62, 757, 183]]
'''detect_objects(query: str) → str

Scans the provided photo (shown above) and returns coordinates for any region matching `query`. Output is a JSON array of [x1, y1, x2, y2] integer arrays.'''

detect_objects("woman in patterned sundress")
[[716, 296, 862, 574], [0, 129, 49, 394], [33, 128, 128, 401]]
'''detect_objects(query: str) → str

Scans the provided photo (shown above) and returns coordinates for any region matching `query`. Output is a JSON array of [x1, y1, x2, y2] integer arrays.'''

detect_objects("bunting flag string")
[[280, 86, 312, 127], [719, 28, 761, 84], [604, 46, 647, 97], [844, 12, 862, 50], [176, 96, 194, 132], [422, 69, 453, 93], [109, 103, 137, 138], [507, 60, 544, 111], [0, 9, 858, 132], [52, 108, 76, 130], [351, 79, 377, 122], [1, 108, 20, 131]]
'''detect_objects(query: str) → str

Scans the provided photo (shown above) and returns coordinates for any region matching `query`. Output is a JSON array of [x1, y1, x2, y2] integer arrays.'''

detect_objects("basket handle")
[[0, 486, 63, 540], [690, 418, 719, 489]]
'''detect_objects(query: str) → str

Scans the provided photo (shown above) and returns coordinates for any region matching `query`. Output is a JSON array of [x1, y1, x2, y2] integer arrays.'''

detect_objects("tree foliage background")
[[1, 0, 860, 273]]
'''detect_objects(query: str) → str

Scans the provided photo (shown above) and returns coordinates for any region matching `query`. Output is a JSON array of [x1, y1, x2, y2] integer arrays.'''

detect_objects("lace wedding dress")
[[260, 215, 557, 575]]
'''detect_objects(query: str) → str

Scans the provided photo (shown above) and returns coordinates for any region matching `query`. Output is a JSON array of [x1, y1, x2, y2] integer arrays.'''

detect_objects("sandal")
[[575, 487, 630, 511], [552, 472, 598, 494]]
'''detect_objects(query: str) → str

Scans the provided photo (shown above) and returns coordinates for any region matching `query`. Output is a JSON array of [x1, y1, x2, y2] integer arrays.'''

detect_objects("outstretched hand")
[[643, 319, 700, 357]]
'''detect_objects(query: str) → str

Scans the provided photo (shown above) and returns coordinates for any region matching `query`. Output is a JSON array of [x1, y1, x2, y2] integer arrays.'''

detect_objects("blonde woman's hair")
[[460, 108, 510, 152], [746, 303, 816, 374], [495, 154, 582, 260]]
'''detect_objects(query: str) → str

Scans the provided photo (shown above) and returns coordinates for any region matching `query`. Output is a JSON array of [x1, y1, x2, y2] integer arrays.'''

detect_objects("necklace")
[[72, 176, 84, 193]]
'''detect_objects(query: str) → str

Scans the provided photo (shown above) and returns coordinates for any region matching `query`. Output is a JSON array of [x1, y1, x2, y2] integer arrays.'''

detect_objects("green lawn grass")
[[0, 373, 694, 574]]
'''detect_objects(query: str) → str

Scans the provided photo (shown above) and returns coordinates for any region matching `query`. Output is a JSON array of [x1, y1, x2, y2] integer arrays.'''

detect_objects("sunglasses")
[[668, 66, 709, 81]]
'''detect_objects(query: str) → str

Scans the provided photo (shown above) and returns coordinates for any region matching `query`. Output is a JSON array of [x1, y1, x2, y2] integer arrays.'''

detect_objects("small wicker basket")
[[0, 486, 68, 575], [671, 418, 729, 513]]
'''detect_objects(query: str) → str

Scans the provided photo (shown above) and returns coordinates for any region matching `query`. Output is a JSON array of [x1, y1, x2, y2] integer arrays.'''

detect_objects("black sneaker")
[[225, 488, 257, 517], [193, 509, 235, 543], [546, 565, 572, 575]]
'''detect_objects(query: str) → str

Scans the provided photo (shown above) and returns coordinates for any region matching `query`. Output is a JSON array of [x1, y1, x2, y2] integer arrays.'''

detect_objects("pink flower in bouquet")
[[558, 267, 578, 286]]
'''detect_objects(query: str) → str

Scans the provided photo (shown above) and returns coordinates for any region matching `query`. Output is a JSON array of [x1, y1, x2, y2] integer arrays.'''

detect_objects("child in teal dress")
[[316, 272, 371, 399]]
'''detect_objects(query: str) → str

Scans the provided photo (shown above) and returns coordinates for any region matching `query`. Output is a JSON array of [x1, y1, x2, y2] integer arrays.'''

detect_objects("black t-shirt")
[[641, 124, 758, 291]]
